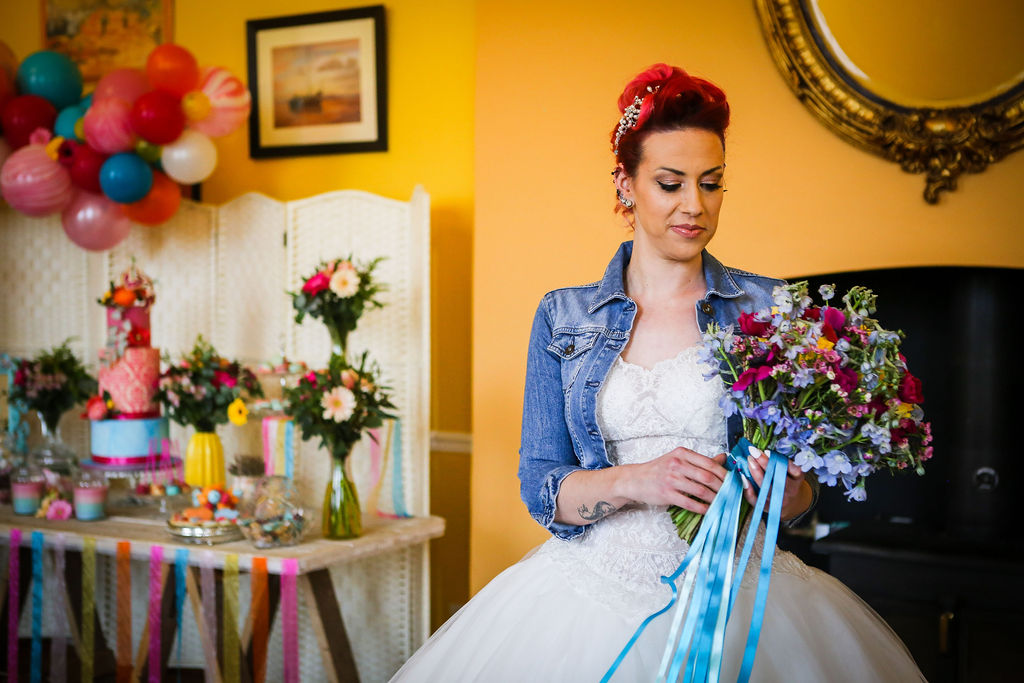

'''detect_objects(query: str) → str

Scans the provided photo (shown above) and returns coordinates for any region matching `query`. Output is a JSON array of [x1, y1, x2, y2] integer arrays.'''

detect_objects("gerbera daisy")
[[329, 264, 360, 298], [321, 386, 356, 422], [228, 397, 249, 425]]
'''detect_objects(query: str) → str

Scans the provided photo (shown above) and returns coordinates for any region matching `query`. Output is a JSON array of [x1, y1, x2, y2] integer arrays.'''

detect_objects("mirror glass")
[[807, 0, 1024, 108]]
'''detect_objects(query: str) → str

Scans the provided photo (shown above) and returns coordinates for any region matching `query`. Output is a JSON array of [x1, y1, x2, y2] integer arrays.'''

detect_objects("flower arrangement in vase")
[[290, 256, 386, 357], [154, 336, 262, 487], [9, 340, 97, 473], [284, 352, 396, 539]]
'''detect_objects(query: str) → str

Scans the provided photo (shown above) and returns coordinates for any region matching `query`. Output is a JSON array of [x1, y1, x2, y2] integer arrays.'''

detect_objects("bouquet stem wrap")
[[602, 438, 788, 683]]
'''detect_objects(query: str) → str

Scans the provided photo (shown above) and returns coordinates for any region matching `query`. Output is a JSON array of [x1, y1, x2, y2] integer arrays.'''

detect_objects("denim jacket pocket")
[[547, 329, 600, 390]]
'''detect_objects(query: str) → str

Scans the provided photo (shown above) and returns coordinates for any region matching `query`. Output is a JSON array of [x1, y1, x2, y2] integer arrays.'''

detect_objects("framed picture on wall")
[[246, 5, 387, 158], [41, 0, 174, 83]]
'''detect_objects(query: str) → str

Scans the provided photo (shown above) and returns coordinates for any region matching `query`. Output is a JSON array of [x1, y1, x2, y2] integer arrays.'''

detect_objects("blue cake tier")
[[91, 417, 169, 460]]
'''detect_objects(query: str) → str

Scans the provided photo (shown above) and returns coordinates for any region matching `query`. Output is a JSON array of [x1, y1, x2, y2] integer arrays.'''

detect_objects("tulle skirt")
[[392, 551, 925, 682]]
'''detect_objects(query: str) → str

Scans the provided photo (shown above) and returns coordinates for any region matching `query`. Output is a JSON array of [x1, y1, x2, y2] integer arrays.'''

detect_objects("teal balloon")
[[17, 51, 83, 110], [55, 105, 85, 140], [79, 93, 93, 109], [99, 153, 153, 203]]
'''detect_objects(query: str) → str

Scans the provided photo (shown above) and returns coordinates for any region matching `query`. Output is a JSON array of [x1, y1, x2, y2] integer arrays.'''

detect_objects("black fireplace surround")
[[784, 265, 1023, 682]]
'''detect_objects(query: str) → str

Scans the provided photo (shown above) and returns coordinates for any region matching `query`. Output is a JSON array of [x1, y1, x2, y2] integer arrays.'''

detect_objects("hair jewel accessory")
[[614, 85, 660, 156]]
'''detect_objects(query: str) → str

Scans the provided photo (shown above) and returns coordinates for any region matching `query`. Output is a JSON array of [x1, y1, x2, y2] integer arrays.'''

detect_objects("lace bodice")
[[535, 347, 809, 618]]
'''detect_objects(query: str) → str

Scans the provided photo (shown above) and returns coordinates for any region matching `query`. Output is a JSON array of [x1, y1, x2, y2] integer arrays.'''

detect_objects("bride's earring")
[[617, 190, 634, 209]]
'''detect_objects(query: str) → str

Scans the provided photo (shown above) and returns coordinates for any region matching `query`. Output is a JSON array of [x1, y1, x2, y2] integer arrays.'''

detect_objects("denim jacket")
[[518, 241, 817, 540]]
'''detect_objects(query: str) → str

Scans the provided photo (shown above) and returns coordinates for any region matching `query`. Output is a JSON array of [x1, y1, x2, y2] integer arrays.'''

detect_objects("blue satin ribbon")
[[391, 420, 410, 517], [284, 421, 295, 479], [174, 548, 189, 681], [31, 531, 43, 683], [602, 438, 790, 683]]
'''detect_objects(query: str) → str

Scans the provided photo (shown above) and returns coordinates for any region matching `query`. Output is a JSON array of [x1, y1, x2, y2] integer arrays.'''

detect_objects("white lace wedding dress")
[[392, 348, 924, 682]]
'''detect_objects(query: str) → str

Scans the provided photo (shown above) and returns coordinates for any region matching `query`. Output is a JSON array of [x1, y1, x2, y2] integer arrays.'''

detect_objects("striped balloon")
[[189, 67, 251, 138]]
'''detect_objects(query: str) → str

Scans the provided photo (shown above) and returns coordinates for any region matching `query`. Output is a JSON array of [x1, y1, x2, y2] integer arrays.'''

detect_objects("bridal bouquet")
[[670, 281, 933, 541]]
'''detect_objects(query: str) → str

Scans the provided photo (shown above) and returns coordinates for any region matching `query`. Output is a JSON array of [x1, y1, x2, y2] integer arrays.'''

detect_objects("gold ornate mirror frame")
[[755, 0, 1024, 203]]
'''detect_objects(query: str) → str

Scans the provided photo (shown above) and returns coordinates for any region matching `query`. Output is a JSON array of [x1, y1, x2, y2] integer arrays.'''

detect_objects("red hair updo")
[[612, 64, 730, 178]]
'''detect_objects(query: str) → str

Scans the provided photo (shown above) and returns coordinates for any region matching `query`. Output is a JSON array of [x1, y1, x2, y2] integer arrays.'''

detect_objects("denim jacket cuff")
[[537, 465, 587, 540]]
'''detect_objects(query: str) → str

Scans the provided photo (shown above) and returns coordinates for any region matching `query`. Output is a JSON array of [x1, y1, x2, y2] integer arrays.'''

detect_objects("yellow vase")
[[184, 431, 225, 488]]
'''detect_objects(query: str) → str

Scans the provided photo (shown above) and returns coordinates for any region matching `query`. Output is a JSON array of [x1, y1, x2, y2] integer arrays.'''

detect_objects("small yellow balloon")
[[182, 90, 211, 121], [73, 117, 85, 141]]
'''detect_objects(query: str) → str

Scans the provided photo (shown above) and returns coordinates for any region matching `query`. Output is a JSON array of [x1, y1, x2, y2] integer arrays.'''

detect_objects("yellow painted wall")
[[0, 0, 474, 627], [471, 0, 1024, 591]]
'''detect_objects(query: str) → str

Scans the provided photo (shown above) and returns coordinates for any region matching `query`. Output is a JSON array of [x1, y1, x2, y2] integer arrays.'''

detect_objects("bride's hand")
[[742, 448, 812, 521], [620, 447, 729, 513]]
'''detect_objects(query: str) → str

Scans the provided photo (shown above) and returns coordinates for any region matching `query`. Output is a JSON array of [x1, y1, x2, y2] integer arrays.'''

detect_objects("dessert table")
[[0, 507, 444, 682]]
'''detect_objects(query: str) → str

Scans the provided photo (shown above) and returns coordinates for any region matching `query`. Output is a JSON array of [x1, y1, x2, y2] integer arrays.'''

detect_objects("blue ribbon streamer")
[[174, 548, 189, 681], [284, 421, 294, 479], [30, 531, 43, 683], [391, 420, 410, 517], [603, 438, 790, 682]]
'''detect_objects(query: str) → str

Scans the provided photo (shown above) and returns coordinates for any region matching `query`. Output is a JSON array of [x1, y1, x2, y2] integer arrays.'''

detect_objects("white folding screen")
[[0, 186, 432, 680]]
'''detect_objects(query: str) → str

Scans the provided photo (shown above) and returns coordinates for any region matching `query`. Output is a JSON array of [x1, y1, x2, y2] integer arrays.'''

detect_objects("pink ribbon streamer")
[[8, 528, 20, 683], [281, 559, 299, 683], [200, 552, 217, 683], [149, 545, 163, 683], [261, 418, 273, 475], [52, 535, 68, 683]]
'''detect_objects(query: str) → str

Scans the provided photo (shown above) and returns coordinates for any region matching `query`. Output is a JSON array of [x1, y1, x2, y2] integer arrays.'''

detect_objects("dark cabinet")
[[812, 523, 1024, 683]]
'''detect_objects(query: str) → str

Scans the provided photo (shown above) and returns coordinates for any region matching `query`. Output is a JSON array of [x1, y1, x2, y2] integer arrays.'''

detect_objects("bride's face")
[[617, 128, 726, 264]]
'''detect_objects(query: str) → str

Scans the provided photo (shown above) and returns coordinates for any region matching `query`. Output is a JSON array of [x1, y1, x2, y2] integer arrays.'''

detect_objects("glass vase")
[[32, 409, 77, 474], [323, 447, 361, 540], [327, 324, 349, 360], [184, 431, 226, 488]]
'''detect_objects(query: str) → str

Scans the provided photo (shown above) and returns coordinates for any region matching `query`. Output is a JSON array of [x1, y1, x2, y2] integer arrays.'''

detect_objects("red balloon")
[[93, 68, 150, 105], [0, 67, 14, 116], [121, 170, 181, 225], [1, 95, 57, 149], [146, 44, 199, 97], [57, 139, 108, 193], [131, 90, 185, 144]]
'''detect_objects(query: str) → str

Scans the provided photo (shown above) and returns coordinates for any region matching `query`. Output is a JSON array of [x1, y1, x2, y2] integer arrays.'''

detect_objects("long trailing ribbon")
[[82, 537, 96, 683], [262, 418, 273, 475], [284, 421, 295, 479], [200, 551, 217, 683], [603, 438, 789, 683], [30, 532, 42, 683], [53, 534, 68, 683], [281, 558, 299, 683], [251, 557, 269, 683], [149, 545, 163, 683], [9, 528, 21, 683], [116, 541, 132, 683], [224, 554, 240, 683], [274, 421, 286, 476], [174, 549, 188, 674], [391, 419, 410, 516]]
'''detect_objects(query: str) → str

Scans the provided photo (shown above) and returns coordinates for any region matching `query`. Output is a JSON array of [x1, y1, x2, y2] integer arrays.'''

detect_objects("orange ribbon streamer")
[[116, 541, 132, 683], [251, 557, 269, 683]]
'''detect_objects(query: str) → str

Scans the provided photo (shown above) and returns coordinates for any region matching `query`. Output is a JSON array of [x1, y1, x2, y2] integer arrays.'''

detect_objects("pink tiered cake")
[[90, 265, 168, 465]]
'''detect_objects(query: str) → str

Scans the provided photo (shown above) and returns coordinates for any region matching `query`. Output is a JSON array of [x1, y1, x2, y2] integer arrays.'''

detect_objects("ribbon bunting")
[[174, 549, 189, 672], [82, 537, 96, 683], [52, 535, 68, 683], [263, 416, 295, 477], [251, 557, 269, 683], [224, 554, 240, 683], [116, 541, 132, 683], [30, 532, 43, 683], [281, 558, 299, 683], [8, 528, 21, 683], [200, 551, 217, 683], [149, 545, 164, 683], [603, 438, 789, 683]]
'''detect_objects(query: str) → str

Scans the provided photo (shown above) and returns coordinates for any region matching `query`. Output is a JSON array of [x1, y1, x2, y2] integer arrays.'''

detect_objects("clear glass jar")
[[238, 475, 307, 548], [11, 465, 44, 515], [73, 470, 108, 521]]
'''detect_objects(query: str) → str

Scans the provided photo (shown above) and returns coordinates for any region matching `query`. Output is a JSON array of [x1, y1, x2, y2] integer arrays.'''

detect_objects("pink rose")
[[304, 371, 318, 387], [46, 499, 72, 521], [85, 396, 108, 420], [213, 370, 237, 388], [302, 272, 330, 296], [340, 369, 358, 389]]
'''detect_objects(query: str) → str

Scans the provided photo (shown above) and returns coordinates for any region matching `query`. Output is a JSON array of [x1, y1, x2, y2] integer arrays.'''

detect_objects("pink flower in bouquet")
[[898, 373, 924, 404], [321, 386, 356, 422], [213, 370, 237, 388], [46, 499, 72, 520], [732, 365, 772, 392], [738, 311, 770, 336], [834, 367, 859, 394], [304, 371, 318, 387], [85, 396, 108, 420], [340, 369, 358, 389], [302, 272, 330, 296]]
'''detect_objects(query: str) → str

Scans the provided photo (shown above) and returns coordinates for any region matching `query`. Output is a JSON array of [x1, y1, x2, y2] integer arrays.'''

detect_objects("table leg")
[[301, 569, 360, 682]]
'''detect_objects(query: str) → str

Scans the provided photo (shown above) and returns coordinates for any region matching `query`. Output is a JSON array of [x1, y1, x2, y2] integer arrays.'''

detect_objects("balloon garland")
[[0, 42, 250, 251]]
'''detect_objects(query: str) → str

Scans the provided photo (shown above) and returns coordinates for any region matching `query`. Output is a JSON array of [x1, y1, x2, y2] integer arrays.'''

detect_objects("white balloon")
[[161, 129, 217, 184]]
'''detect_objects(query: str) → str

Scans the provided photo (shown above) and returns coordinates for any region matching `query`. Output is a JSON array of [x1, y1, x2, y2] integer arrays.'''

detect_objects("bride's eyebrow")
[[656, 165, 725, 176]]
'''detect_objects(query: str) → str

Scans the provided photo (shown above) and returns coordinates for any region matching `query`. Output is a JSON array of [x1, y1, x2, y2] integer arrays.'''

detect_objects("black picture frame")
[[246, 5, 388, 158]]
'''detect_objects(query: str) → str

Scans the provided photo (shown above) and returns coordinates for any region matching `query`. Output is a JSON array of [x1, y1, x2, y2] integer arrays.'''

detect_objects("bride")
[[393, 64, 924, 682]]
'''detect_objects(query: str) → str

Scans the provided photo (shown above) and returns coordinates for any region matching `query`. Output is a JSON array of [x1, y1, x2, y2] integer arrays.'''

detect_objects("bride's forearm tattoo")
[[578, 500, 616, 521]]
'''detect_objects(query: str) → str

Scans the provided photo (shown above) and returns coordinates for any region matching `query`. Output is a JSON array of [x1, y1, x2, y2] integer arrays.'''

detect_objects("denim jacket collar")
[[588, 240, 743, 313]]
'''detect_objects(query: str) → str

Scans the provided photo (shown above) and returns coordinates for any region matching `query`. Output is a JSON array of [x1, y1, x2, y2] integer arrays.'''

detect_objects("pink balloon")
[[93, 68, 150, 105], [61, 189, 132, 250], [190, 67, 251, 138], [83, 97, 135, 154], [0, 142, 73, 216]]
